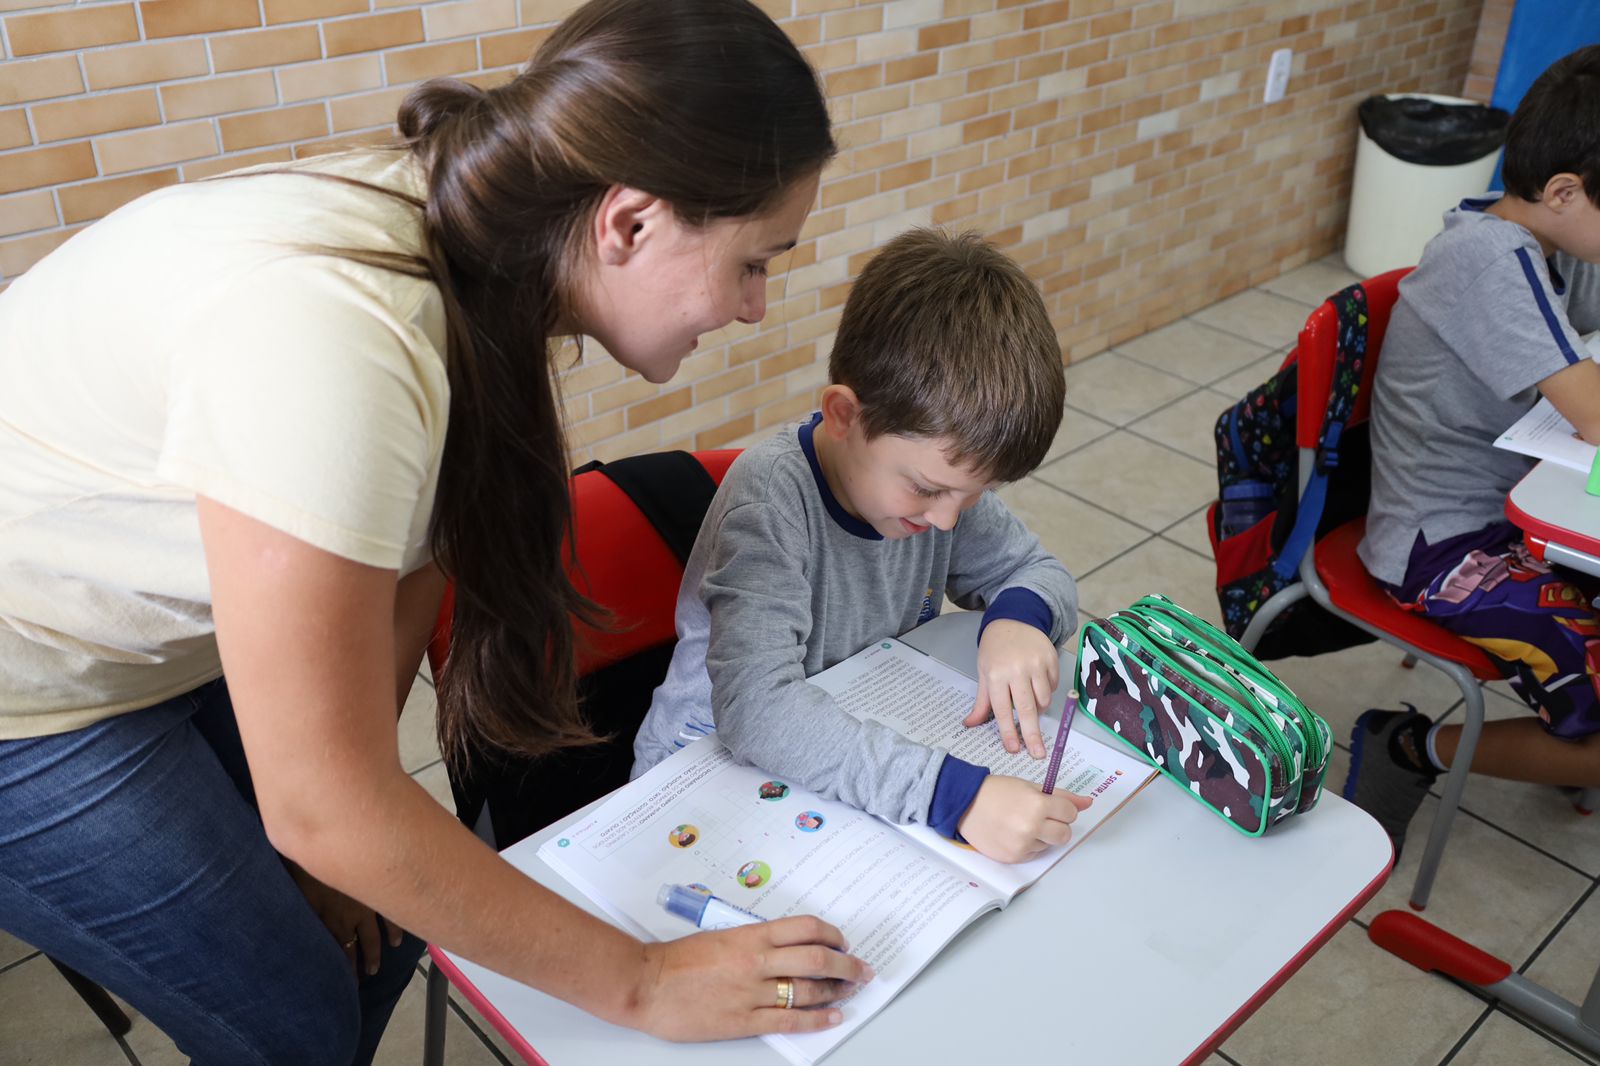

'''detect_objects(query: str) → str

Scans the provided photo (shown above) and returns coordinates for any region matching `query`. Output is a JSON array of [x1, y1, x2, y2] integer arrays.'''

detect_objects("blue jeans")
[[0, 679, 424, 1065]]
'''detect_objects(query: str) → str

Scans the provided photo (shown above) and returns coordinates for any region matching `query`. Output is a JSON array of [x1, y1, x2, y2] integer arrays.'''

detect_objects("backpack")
[[434, 449, 733, 849], [1207, 283, 1377, 660]]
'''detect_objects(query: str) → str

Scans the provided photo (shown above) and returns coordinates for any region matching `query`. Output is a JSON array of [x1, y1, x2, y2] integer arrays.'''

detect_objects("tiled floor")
[[7, 253, 1599, 1065]]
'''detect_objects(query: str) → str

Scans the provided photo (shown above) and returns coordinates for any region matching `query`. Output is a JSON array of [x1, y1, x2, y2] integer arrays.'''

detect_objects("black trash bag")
[[1358, 95, 1510, 167]]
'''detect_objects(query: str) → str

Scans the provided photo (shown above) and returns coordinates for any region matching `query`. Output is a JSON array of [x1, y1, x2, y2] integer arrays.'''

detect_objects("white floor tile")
[[400, 670, 443, 774], [1448, 1010, 1593, 1065], [1131, 388, 1234, 462], [1356, 787, 1591, 965], [1062, 351, 1195, 426], [1221, 922, 1487, 1066], [1113, 316, 1272, 385], [1073, 536, 1224, 628], [1210, 346, 1290, 399], [1525, 890, 1600, 1024], [1036, 430, 1218, 532], [1047, 405, 1118, 462], [0, 928, 35, 970], [993, 477, 1147, 577], [1160, 505, 1214, 559], [375, 966, 504, 1066], [1258, 257, 1362, 308], [1190, 289, 1315, 349], [0, 955, 134, 1066]]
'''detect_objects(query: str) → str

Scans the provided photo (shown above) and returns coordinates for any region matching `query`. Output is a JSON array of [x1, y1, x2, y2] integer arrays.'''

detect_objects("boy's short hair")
[[1501, 43, 1600, 207], [828, 227, 1064, 484]]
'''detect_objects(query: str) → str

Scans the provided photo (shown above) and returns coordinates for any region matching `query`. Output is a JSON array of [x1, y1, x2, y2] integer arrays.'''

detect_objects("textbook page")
[[805, 638, 1155, 898], [1494, 396, 1595, 473], [537, 737, 1007, 1066]]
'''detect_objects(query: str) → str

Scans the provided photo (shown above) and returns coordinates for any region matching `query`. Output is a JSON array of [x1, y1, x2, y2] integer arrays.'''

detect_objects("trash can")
[[1343, 94, 1510, 277]]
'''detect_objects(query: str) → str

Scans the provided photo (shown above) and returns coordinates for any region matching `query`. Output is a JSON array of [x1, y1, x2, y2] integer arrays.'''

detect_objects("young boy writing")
[[1347, 45, 1600, 852], [632, 228, 1092, 864]]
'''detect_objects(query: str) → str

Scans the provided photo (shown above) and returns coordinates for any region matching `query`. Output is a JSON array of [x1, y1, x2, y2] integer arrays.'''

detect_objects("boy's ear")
[[818, 384, 861, 439], [592, 185, 669, 266], [1542, 172, 1589, 214]]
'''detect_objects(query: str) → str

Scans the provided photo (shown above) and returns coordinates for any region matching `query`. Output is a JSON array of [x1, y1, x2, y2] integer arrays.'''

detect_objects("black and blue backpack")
[[1207, 283, 1378, 660]]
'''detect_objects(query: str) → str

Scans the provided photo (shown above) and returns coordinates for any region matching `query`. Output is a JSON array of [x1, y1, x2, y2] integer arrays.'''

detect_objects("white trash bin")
[[1344, 93, 1507, 278]]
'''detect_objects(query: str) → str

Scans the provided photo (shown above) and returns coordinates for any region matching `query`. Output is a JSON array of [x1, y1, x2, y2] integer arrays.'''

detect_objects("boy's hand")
[[956, 775, 1094, 863], [965, 619, 1060, 757]]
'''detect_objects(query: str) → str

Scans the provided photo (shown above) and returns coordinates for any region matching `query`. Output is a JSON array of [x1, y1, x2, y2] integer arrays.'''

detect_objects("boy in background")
[[633, 228, 1091, 864], [1348, 45, 1600, 852]]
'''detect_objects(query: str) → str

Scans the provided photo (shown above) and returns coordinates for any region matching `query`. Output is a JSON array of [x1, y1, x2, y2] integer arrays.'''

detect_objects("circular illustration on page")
[[794, 811, 825, 833], [667, 824, 700, 849], [736, 861, 772, 889], [757, 781, 790, 802]]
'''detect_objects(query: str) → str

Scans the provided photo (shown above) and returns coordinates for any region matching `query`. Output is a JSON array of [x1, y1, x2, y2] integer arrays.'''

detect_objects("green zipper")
[[1108, 611, 1302, 776], [1127, 597, 1328, 768]]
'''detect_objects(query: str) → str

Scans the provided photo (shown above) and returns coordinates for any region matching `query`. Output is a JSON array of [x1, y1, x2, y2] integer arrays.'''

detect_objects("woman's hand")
[[630, 916, 874, 1041], [285, 859, 405, 976]]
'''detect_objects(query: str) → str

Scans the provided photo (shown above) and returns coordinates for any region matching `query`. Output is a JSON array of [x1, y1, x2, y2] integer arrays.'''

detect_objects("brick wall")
[[1462, 0, 1511, 102], [0, 0, 1485, 462]]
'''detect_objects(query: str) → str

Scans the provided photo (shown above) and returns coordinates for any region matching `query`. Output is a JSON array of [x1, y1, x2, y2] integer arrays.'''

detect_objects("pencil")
[[1040, 698, 1078, 795]]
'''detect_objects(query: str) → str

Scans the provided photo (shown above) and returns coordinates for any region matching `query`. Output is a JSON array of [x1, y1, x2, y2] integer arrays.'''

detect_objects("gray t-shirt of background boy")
[[1359, 199, 1600, 585], [630, 421, 1077, 828]]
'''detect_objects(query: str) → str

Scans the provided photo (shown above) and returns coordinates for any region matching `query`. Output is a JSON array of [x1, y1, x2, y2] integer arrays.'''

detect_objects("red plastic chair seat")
[[1313, 517, 1501, 681]]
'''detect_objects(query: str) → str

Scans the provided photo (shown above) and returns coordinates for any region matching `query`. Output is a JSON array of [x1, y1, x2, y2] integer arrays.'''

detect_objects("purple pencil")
[[1040, 699, 1079, 795]]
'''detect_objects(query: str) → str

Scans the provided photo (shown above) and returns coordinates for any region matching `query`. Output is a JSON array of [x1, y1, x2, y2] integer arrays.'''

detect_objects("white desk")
[[1507, 459, 1600, 578], [429, 612, 1392, 1065]]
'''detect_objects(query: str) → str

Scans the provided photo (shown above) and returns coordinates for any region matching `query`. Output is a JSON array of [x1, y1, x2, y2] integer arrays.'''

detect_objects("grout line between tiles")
[[1515, 881, 1599, 976], [0, 949, 39, 977], [1496, 1005, 1600, 1064], [447, 994, 517, 1066], [1216, 1049, 1245, 1066], [1436, 1002, 1499, 1064]]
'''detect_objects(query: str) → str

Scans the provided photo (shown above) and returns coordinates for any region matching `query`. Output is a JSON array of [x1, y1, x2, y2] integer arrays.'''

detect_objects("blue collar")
[[798, 413, 882, 541], [1458, 196, 1497, 213]]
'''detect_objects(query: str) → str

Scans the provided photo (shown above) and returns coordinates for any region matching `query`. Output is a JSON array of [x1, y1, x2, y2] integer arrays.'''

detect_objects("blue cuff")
[[977, 587, 1053, 641], [928, 756, 990, 842]]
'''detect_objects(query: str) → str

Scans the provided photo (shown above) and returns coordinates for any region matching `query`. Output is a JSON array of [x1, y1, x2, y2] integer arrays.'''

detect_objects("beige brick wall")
[[1462, 0, 1511, 103], [0, 0, 1484, 462]]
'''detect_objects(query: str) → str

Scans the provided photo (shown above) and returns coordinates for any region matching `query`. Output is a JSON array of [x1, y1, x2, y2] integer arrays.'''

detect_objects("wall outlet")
[[1264, 48, 1292, 104]]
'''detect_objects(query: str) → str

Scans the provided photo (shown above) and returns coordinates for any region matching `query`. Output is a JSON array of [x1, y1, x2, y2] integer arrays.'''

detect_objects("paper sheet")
[[1493, 396, 1596, 474]]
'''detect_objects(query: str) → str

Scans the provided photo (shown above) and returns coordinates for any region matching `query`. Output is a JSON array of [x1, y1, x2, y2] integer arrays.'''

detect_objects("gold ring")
[[775, 977, 794, 1009]]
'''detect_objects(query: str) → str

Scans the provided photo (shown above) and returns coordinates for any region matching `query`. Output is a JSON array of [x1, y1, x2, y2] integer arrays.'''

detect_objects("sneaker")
[[1344, 706, 1438, 859]]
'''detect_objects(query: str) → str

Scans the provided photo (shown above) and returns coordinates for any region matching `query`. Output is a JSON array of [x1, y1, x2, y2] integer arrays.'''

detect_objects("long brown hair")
[[402, 0, 834, 771]]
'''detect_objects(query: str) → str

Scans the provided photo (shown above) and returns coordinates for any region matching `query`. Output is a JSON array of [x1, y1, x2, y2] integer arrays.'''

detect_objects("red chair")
[[420, 448, 739, 1066], [1239, 268, 1498, 911]]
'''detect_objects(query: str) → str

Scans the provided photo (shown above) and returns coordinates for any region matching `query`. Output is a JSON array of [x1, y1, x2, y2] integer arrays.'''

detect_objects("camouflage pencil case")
[[1075, 594, 1331, 837]]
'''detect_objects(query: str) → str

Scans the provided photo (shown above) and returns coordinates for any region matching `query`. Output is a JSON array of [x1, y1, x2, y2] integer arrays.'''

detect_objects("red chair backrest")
[[1293, 267, 1412, 449], [426, 448, 740, 683]]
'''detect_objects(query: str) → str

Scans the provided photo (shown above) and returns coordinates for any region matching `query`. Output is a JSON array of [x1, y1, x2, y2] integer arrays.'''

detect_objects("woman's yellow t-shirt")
[[0, 148, 449, 738]]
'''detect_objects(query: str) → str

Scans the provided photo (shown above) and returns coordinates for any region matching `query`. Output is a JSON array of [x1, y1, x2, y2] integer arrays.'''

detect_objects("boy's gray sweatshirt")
[[631, 418, 1077, 828]]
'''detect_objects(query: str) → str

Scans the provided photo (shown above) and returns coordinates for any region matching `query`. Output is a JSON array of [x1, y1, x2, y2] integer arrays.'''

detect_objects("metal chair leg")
[[1409, 668, 1485, 911], [46, 956, 132, 1037], [422, 958, 449, 1066], [1238, 584, 1309, 654]]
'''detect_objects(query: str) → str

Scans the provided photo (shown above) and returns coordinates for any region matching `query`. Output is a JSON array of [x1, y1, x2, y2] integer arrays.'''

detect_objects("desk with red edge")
[[1507, 459, 1600, 578], [423, 611, 1392, 1066]]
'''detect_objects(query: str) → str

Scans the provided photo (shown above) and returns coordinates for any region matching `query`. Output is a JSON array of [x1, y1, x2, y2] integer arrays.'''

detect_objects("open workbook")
[[537, 636, 1156, 1065]]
